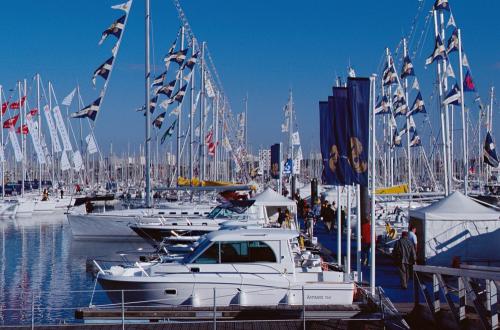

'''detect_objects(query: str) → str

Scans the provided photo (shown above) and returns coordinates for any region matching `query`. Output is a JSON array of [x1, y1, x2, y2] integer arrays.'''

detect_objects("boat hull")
[[67, 213, 140, 240]]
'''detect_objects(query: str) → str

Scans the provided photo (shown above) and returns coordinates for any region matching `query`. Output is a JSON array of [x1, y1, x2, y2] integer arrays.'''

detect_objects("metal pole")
[[144, 0, 152, 208], [346, 185, 351, 276], [19, 81, 26, 197], [189, 40, 196, 190], [302, 286, 306, 330], [457, 29, 468, 195], [176, 27, 185, 186], [0, 86, 4, 199], [36, 74, 42, 195], [370, 75, 377, 295], [403, 39, 412, 204], [213, 287, 216, 330], [337, 187, 342, 266], [121, 290, 125, 330], [31, 292, 34, 330], [356, 184, 361, 279], [200, 42, 206, 182]]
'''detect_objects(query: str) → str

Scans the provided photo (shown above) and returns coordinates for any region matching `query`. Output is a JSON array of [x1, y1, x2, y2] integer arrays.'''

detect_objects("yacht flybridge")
[[95, 229, 355, 307]]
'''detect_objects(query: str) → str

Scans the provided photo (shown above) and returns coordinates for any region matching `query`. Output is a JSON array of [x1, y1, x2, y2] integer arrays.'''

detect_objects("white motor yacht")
[[96, 229, 355, 307]]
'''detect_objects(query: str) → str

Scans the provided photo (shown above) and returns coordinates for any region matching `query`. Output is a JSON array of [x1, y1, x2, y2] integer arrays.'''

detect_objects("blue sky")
[[0, 0, 498, 156]]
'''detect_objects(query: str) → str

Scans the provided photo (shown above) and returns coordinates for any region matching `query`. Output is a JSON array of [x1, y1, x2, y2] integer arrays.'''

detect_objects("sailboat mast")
[[36, 74, 42, 194], [457, 29, 468, 195], [0, 86, 4, 199], [19, 81, 25, 197], [403, 38, 412, 202], [175, 27, 185, 186], [144, 0, 152, 207]]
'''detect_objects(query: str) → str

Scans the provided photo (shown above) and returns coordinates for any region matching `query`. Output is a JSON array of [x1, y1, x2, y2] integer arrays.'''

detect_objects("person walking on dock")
[[392, 231, 417, 289], [361, 218, 371, 265]]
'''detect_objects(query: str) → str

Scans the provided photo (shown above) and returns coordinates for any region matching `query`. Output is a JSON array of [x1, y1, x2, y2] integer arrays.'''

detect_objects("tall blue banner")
[[346, 77, 370, 186], [270, 143, 280, 179], [330, 88, 350, 185]]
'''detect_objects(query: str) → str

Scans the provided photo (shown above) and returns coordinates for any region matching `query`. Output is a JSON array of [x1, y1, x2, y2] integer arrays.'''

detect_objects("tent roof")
[[252, 188, 297, 207], [409, 191, 500, 221]]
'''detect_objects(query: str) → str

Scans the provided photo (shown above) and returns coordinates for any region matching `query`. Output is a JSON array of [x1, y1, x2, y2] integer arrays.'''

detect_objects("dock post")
[[458, 277, 466, 321], [213, 287, 217, 330], [121, 290, 125, 330], [302, 286, 306, 330], [432, 274, 440, 313], [31, 292, 34, 330], [487, 280, 498, 329]]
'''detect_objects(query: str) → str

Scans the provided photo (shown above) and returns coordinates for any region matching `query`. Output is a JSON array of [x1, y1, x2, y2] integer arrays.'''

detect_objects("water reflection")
[[0, 214, 151, 325]]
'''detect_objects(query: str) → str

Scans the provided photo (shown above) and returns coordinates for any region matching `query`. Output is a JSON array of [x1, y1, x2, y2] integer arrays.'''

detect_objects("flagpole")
[[200, 41, 206, 183], [214, 93, 219, 180], [176, 27, 185, 187], [432, 9, 449, 195], [457, 28, 468, 195], [144, 0, 152, 208], [19, 81, 25, 198], [0, 86, 4, 199], [36, 74, 42, 195], [189, 40, 196, 191], [403, 38, 412, 204], [370, 74, 377, 296]]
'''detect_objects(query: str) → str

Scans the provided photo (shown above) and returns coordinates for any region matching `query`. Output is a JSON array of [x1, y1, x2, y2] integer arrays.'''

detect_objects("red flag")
[[9, 96, 26, 110], [205, 130, 213, 145], [16, 124, 29, 135], [208, 142, 217, 156], [30, 108, 38, 116], [3, 114, 19, 128], [1, 102, 8, 115]]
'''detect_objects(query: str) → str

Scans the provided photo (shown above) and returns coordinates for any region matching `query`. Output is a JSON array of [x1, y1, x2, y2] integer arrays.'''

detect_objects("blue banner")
[[346, 77, 370, 186], [283, 158, 292, 175], [270, 143, 280, 179]]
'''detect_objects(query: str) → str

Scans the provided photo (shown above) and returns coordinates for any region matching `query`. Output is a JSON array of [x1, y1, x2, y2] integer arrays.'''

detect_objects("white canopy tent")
[[409, 191, 500, 266], [248, 188, 297, 227]]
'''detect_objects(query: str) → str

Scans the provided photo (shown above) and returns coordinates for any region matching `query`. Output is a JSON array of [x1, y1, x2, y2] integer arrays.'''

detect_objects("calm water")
[[0, 214, 151, 325]]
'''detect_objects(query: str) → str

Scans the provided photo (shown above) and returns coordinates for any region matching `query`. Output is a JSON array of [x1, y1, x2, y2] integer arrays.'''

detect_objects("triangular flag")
[[447, 13, 456, 28], [412, 77, 420, 91], [462, 53, 470, 68], [111, 0, 132, 13]]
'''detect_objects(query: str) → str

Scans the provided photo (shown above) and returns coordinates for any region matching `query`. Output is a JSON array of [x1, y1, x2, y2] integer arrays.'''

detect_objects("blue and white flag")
[[375, 95, 391, 115], [153, 111, 166, 128], [447, 28, 459, 54], [149, 95, 158, 114], [410, 130, 421, 147], [111, 0, 132, 13], [157, 79, 177, 98], [283, 158, 292, 175], [426, 35, 446, 65], [164, 49, 188, 66], [72, 97, 102, 120], [408, 92, 426, 116], [181, 51, 199, 71], [152, 71, 167, 87], [393, 129, 403, 148], [443, 84, 461, 106], [92, 56, 114, 86], [484, 131, 499, 168], [173, 84, 187, 102], [393, 88, 408, 117], [383, 64, 398, 86], [400, 56, 415, 79], [434, 0, 450, 11], [99, 15, 126, 45], [447, 13, 456, 28]]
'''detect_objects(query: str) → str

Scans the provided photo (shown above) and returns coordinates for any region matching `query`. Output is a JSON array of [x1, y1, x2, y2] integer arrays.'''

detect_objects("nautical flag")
[[281, 122, 288, 133], [157, 79, 177, 98], [61, 88, 77, 106], [393, 88, 408, 117], [208, 142, 216, 156], [205, 129, 213, 145], [447, 13, 456, 28], [149, 95, 158, 113], [9, 96, 26, 110], [483, 132, 499, 168], [389, 114, 397, 128], [16, 124, 28, 135], [99, 15, 126, 45], [3, 114, 19, 128], [434, 0, 450, 11], [183, 70, 194, 83], [1, 102, 8, 114], [410, 130, 421, 147], [173, 84, 187, 102], [393, 129, 403, 147], [292, 131, 301, 145], [111, 0, 132, 13], [462, 53, 470, 68], [72, 97, 102, 120], [182, 51, 199, 70], [412, 77, 420, 91], [426, 35, 446, 65], [375, 95, 391, 115], [152, 71, 167, 87], [400, 56, 415, 79], [347, 66, 356, 78], [29, 108, 38, 116], [447, 28, 459, 54], [382, 64, 398, 86], [92, 56, 114, 86], [408, 92, 426, 116], [153, 112, 166, 128], [159, 98, 174, 110], [443, 83, 461, 106], [444, 62, 455, 80], [164, 49, 188, 66], [86, 134, 98, 154], [222, 136, 232, 152], [160, 120, 176, 144], [169, 105, 181, 116], [463, 69, 476, 92], [205, 74, 216, 98]]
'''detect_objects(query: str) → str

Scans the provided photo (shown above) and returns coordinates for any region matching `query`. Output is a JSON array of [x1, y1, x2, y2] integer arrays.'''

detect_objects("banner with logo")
[[52, 106, 73, 151], [270, 143, 280, 179], [43, 105, 62, 152], [25, 114, 46, 164], [8, 128, 23, 162]]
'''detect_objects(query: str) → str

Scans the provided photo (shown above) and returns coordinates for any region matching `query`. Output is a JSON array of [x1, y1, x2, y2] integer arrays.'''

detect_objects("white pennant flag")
[[61, 151, 71, 171], [86, 134, 98, 154], [205, 75, 215, 98], [170, 105, 181, 116], [73, 150, 84, 171], [43, 105, 62, 152], [111, 0, 132, 13], [412, 77, 420, 91], [447, 14, 456, 28], [462, 53, 470, 68], [25, 114, 46, 164], [52, 106, 73, 151], [291, 131, 300, 145], [61, 88, 77, 107], [446, 63, 455, 79], [281, 122, 288, 133], [8, 128, 23, 162]]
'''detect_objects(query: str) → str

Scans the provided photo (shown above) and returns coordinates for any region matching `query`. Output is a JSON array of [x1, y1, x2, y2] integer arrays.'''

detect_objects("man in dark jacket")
[[392, 231, 417, 289]]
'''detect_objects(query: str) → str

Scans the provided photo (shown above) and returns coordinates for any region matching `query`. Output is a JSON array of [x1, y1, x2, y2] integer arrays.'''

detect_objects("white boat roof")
[[252, 188, 296, 207], [205, 228, 298, 242]]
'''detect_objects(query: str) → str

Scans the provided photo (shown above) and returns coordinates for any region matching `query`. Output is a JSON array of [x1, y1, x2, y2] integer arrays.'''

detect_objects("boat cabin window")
[[220, 241, 276, 263], [192, 243, 219, 264]]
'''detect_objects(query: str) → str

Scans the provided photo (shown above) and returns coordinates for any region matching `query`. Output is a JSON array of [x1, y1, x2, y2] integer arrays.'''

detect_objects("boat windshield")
[[183, 237, 212, 263]]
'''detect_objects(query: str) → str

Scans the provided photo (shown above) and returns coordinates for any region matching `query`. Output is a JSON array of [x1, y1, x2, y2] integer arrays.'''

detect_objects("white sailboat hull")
[[67, 213, 140, 239]]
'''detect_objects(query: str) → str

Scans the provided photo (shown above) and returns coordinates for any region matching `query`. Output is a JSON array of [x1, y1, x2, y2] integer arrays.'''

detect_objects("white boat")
[[0, 200, 19, 218], [67, 203, 214, 239], [96, 229, 355, 307]]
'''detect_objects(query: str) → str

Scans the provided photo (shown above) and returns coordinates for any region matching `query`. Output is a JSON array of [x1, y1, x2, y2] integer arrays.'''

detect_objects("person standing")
[[408, 225, 418, 250], [392, 231, 417, 289], [361, 218, 371, 266]]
